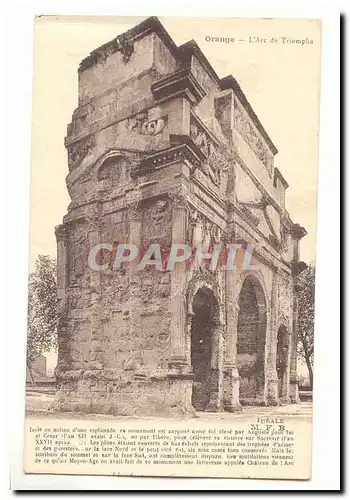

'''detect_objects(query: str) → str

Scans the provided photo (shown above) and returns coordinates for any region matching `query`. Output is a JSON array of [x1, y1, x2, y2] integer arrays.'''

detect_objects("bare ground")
[[25, 390, 312, 422]]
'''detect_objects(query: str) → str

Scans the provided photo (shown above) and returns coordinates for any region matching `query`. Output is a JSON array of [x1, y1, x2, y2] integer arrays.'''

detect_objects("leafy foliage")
[[27, 255, 58, 376], [296, 263, 315, 388]]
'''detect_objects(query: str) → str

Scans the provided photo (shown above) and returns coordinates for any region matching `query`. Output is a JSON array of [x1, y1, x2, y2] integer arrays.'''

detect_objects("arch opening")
[[190, 287, 218, 411], [97, 154, 130, 186], [237, 275, 267, 404]]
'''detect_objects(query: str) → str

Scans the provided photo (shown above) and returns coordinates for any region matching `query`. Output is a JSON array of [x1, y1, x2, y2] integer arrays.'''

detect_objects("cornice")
[[151, 68, 206, 105]]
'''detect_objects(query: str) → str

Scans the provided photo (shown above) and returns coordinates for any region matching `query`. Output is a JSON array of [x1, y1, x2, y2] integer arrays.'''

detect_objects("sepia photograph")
[[22, 14, 322, 480]]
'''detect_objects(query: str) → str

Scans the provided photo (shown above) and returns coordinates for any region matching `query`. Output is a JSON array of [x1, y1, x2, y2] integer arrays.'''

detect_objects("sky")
[[30, 15, 321, 270]]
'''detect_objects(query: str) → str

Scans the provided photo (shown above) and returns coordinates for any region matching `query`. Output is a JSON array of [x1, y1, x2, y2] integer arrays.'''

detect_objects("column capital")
[[129, 200, 143, 221], [169, 190, 189, 211], [55, 224, 68, 241]]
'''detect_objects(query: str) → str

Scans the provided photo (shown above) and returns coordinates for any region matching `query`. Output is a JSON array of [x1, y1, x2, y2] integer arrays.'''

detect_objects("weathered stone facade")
[[55, 17, 307, 416]]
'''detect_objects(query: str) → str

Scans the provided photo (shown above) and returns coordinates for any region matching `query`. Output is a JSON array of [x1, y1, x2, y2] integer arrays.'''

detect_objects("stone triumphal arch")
[[55, 17, 307, 416]]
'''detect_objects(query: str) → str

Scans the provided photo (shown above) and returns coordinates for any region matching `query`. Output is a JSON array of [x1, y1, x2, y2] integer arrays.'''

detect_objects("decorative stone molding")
[[151, 68, 206, 105], [291, 223, 308, 240], [291, 260, 308, 277], [132, 142, 200, 178]]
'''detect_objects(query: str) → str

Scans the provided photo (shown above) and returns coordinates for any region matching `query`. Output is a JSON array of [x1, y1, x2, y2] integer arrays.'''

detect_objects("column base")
[[266, 397, 280, 406], [205, 401, 224, 412], [224, 402, 242, 412], [280, 395, 291, 405], [223, 366, 241, 412], [252, 397, 269, 407], [289, 382, 300, 404], [55, 369, 196, 417], [267, 378, 280, 406], [169, 355, 188, 366], [205, 368, 224, 412]]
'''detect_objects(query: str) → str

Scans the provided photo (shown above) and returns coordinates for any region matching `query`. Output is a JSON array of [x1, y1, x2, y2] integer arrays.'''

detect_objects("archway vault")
[[189, 285, 222, 411], [236, 273, 268, 405]]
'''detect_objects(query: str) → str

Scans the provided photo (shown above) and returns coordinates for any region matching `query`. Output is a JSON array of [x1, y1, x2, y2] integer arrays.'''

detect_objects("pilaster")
[[266, 270, 280, 405], [223, 269, 241, 412], [168, 191, 188, 367], [290, 283, 300, 403], [55, 224, 70, 372], [88, 213, 103, 370], [206, 321, 224, 412], [127, 198, 143, 366]]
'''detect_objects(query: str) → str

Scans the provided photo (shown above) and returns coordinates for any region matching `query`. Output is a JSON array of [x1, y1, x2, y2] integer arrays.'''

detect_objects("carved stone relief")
[[187, 209, 223, 250], [127, 112, 167, 136], [152, 199, 169, 224], [234, 99, 273, 174], [190, 116, 230, 186]]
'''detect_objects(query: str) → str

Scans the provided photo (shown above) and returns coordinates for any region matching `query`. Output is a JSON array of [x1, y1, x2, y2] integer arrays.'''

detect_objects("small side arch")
[[96, 150, 130, 183]]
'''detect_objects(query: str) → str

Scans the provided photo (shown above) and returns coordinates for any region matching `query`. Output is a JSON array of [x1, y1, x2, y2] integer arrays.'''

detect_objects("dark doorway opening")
[[237, 275, 267, 404], [191, 287, 217, 411]]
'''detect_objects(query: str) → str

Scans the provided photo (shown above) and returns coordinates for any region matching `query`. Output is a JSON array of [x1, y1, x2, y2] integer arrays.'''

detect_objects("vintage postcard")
[[24, 15, 321, 480]]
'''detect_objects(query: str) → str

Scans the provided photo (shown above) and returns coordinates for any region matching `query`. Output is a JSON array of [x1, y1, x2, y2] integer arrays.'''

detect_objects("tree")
[[27, 255, 58, 382], [296, 263, 315, 390]]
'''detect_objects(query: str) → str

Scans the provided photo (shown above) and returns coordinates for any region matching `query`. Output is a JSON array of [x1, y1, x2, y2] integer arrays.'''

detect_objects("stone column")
[[223, 268, 241, 412], [206, 318, 224, 412], [88, 213, 104, 371], [289, 283, 300, 403], [128, 201, 142, 270], [169, 192, 188, 367], [128, 200, 143, 367], [55, 224, 70, 373], [279, 318, 292, 404], [266, 269, 280, 405], [55, 224, 68, 301]]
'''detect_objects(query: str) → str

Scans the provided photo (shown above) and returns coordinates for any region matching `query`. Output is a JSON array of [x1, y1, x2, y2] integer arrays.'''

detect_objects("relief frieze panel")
[[188, 208, 223, 250], [127, 112, 168, 136], [234, 98, 273, 175], [190, 115, 230, 187], [141, 197, 172, 249]]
